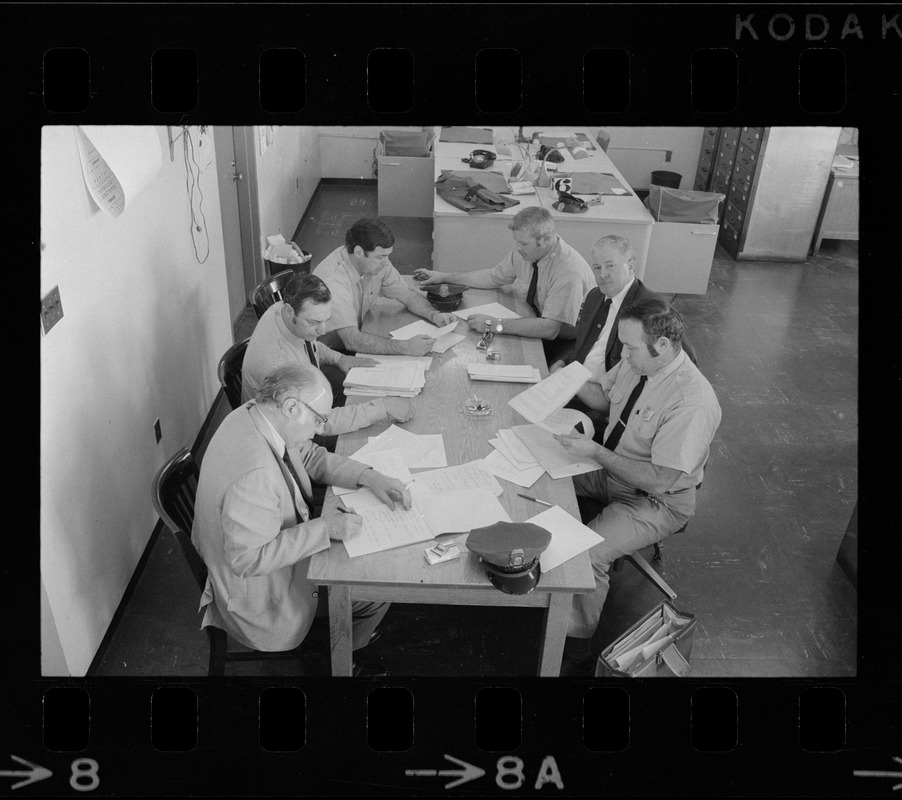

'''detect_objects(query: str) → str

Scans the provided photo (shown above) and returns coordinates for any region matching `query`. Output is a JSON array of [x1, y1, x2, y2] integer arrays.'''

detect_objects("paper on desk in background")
[[354, 425, 448, 469], [390, 319, 460, 340], [536, 407, 595, 439], [432, 332, 465, 353], [508, 361, 592, 424], [468, 364, 541, 383], [511, 424, 601, 479], [355, 353, 433, 369], [481, 449, 546, 489], [489, 437, 535, 471], [526, 504, 603, 573], [336, 448, 412, 496], [453, 302, 522, 322], [409, 484, 511, 536], [411, 460, 502, 496]]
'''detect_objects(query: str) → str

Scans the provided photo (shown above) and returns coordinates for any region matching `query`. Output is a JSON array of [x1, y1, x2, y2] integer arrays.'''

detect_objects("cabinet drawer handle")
[[382, 161, 401, 166], [690, 229, 718, 236]]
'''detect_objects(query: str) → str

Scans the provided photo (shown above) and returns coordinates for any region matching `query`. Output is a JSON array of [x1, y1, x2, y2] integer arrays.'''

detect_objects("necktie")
[[304, 340, 318, 369], [281, 450, 313, 524], [526, 261, 541, 317], [603, 375, 648, 452]]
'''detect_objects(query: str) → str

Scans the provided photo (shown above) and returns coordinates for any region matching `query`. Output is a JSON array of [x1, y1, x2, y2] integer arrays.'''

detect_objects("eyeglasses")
[[298, 399, 329, 429]]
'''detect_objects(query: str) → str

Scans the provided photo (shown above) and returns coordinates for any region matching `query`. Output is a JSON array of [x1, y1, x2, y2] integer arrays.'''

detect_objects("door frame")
[[231, 127, 264, 297]]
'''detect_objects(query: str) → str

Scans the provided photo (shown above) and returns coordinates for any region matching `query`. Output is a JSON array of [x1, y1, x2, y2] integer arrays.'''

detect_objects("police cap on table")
[[467, 521, 552, 595]]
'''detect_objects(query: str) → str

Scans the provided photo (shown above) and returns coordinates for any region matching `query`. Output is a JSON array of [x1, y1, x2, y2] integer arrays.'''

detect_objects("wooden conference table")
[[307, 284, 595, 677], [432, 125, 655, 279]]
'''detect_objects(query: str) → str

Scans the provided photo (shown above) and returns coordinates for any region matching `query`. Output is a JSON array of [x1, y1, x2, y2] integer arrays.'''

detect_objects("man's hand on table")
[[358, 469, 412, 511], [403, 335, 436, 356], [466, 313, 495, 332], [338, 354, 378, 373], [412, 268, 447, 285], [431, 310, 458, 327], [323, 509, 363, 541], [382, 397, 415, 424], [554, 431, 601, 461]]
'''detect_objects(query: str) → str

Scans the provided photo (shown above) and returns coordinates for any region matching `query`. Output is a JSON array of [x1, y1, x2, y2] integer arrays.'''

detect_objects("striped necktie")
[[603, 375, 647, 452]]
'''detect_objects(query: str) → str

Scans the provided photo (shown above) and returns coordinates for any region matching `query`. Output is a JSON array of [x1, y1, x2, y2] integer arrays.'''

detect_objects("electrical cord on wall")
[[182, 126, 210, 264]]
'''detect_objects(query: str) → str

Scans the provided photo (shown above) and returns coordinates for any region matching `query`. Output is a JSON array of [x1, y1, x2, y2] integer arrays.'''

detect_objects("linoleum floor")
[[95, 182, 858, 678]]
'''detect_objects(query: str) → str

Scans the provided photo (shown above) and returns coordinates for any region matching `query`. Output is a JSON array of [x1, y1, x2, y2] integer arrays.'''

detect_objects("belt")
[[635, 487, 692, 498]]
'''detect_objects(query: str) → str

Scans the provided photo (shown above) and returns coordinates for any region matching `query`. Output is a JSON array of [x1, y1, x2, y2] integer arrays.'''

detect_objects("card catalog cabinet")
[[694, 126, 841, 261]]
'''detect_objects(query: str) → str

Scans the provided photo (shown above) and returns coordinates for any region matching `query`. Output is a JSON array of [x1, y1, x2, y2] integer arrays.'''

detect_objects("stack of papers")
[[344, 362, 428, 398], [511, 424, 601, 480], [468, 364, 541, 383], [453, 302, 522, 322], [389, 320, 465, 354], [482, 428, 546, 488], [352, 424, 448, 469], [356, 353, 433, 369]]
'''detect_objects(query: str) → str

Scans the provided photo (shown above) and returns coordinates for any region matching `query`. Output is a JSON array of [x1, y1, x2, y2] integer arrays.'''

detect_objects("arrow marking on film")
[[405, 754, 486, 789], [0, 755, 53, 790], [854, 756, 902, 791]]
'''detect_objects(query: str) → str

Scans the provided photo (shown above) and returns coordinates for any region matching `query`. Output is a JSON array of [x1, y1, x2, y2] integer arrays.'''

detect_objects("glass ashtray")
[[462, 397, 493, 417]]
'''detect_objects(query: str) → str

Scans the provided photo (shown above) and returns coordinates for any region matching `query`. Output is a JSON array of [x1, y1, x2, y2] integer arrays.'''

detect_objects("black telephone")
[[461, 149, 496, 169], [556, 191, 589, 210]]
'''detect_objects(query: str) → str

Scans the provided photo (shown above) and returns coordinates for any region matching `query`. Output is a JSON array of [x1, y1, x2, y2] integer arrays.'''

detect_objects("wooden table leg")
[[538, 593, 570, 677], [328, 585, 354, 677]]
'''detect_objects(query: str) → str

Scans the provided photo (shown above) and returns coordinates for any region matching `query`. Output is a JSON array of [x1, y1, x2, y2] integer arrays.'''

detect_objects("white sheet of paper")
[[355, 353, 433, 369], [411, 460, 502, 497], [390, 320, 460, 340], [526, 504, 604, 573], [511, 424, 602, 479], [344, 363, 425, 391], [508, 361, 592, 424], [468, 364, 541, 383], [336, 488, 386, 511], [343, 501, 434, 557], [336, 448, 412, 496], [410, 484, 511, 536], [432, 332, 465, 353], [497, 429, 540, 466], [481, 450, 546, 488], [453, 302, 522, 321], [355, 425, 448, 469], [489, 438, 537, 471], [610, 187, 628, 195], [536, 408, 596, 439]]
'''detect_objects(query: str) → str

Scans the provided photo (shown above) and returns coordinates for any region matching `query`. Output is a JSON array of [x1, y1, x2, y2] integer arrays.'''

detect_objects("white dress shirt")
[[582, 277, 635, 380]]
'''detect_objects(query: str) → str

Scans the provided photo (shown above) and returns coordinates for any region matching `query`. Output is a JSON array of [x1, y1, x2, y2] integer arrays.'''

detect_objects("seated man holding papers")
[[192, 363, 410, 677], [551, 298, 721, 676], [313, 218, 458, 357], [242, 272, 415, 434], [413, 207, 594, 361]]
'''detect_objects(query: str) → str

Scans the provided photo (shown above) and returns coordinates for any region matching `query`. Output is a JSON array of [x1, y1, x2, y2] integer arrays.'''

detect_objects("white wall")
[[255, 126, 321, 258], [319, 125, 425, 179], [590, 127, 704, 190], [40, 126, 232, 675]]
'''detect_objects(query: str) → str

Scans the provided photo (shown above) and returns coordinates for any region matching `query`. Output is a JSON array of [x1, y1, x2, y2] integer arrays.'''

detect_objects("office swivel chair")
[[151, 447, 307, 676], [249, 269, 296, 320], [217, 337, 250, 410]]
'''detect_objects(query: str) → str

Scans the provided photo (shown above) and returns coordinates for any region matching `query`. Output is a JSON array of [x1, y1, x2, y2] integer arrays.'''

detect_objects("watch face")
[[495, 323, 504, 333]]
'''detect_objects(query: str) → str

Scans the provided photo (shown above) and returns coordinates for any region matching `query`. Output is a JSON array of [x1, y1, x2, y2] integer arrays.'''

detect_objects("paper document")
[[432, 332, 465, 353], [525, 505, 603, 573], [411, 461, 502, 496], [336, 448, 412, 496], [390, 320, 460, 340], [342, 485, 511, 557], [481, 450, 545, 488], [496, 429, 540, 467], [453, 302, 522, 322], [353, 425, 448, 469], [536, 408, 595, 439], [511, 424, 601, 479], [355, 354, 433, 369], [508, 361, 591, 424], [343, 362, 427, 397], [468, 364, 541, 383], [337, 488, 386, 511]]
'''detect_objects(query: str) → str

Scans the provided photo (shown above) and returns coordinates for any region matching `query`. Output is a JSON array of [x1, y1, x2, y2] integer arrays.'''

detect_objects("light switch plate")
[[41, 286, 64, 335]]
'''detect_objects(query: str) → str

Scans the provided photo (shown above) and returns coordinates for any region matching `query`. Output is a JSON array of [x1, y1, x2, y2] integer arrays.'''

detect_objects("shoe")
[[352, 659, 389, 678]]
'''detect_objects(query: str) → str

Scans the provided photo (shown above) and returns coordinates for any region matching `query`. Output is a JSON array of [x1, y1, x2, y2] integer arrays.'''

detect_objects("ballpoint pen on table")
[[517, 493, 553, 507]]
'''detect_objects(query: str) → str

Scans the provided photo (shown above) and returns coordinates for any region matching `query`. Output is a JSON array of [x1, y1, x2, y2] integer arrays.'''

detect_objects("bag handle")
[[659, 643, 690, 677]]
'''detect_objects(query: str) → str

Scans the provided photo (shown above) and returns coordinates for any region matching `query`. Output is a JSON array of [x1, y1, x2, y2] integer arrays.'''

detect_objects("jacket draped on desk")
[[191, 402, 368, 651]]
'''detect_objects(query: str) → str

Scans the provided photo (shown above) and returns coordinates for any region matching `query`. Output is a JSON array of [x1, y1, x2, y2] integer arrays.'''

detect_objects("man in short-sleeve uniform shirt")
[[553, 297, 721, 676], [313, 218, 457, 357], [413, 207, 594, 360]]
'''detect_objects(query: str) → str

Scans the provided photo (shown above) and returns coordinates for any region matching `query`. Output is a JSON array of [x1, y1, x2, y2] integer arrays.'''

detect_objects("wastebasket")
[[650, 170, 682, 189]]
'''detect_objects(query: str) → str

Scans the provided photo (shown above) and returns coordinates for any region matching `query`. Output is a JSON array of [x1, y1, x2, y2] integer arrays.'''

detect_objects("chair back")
[[249, 269, 296, 319], [151, 447, 207, 592], [596, 129, 611, 152], [217, 337, 250, 410]]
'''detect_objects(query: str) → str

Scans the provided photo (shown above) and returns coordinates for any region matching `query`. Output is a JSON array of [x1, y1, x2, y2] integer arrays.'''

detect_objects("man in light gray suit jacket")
[[192, 362, 409, 672]]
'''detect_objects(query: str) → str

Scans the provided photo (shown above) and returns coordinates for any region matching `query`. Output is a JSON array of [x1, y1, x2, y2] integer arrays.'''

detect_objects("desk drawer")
[[716, 150, 736, 177], [739, 126, 763, 153], [721, 127, 741, 148], [735, 143, 759, 173], [726, 179, 751, 212], [694, 165, 711, 191], [697, 144, 717, 170], [711, 165, 732, 195], [724, 199, 745, 231], [731, 160, 753, 194]]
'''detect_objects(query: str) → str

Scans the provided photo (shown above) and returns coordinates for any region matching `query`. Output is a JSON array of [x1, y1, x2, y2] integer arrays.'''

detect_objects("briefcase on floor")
[[595, 602, 696, 678]]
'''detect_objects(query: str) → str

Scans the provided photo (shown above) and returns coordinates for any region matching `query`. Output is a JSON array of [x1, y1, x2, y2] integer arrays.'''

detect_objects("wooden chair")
[[151, 447, 306, 676], [217, 337, 250, 410], [249, 269, 296, 319]]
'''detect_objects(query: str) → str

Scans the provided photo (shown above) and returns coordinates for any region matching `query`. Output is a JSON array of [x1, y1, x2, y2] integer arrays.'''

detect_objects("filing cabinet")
[[695, 126, 842, 260]]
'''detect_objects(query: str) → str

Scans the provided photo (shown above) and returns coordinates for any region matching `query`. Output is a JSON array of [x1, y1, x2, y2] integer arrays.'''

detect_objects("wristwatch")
[[477, 319, 504, 350]]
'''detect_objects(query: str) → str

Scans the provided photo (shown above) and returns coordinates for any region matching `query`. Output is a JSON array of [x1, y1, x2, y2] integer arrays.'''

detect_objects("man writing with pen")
[[192, 363, 410, 677]]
